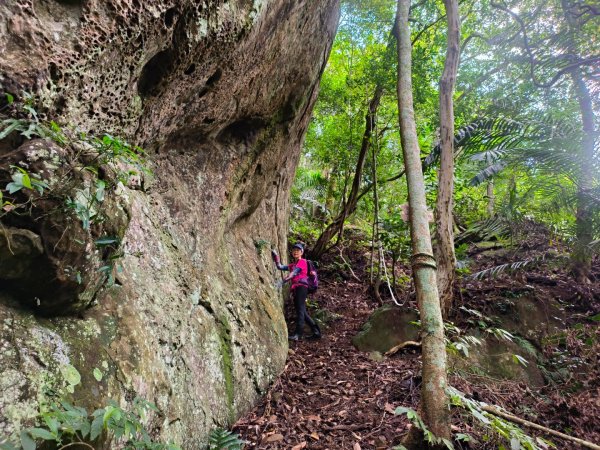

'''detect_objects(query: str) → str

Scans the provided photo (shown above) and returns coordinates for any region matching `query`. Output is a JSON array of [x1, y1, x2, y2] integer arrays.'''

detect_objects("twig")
[[337, 246, 361, 282], [0, 221, 14, 255], [384, 340, 421, 357], [481, 405, 600, 450]]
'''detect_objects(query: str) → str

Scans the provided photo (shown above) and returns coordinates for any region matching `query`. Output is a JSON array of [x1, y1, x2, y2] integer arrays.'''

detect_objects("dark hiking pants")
[[293, 286, 316, 336]]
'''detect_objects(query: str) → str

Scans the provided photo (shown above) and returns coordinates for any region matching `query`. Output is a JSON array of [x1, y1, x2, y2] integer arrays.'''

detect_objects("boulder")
[[0, 0, 341, 446], [353, 304, 420, 354]]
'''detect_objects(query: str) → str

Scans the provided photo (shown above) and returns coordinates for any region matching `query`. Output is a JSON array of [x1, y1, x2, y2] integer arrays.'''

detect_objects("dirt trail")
[[235, 237, 600, 449], [234, 279, 419, 449]]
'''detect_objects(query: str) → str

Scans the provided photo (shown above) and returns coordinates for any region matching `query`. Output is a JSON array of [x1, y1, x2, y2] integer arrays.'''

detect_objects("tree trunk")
[[570, 70, 595, 283], [396, 0, 450, 445], [371, 138, 382, 294], [434, 0, 460, 319], [561, 0, 596, 283], [311, 85, 383, 258]]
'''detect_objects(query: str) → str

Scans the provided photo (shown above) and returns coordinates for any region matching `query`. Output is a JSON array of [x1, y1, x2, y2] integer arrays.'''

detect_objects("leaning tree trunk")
[[396, 0, 450, 445], [561, 0, 596, 283], [311, 85, 383, 258], [434, 0, 460, 318], [571, 70, 595, 283]]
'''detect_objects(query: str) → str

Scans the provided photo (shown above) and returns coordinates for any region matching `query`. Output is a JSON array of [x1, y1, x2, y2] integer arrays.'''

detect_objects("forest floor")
[[234, 226, 600, 450]]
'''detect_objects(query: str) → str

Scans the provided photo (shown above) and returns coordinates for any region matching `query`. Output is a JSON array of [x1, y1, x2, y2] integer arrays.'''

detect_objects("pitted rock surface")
[[0, 0, 340, 446]]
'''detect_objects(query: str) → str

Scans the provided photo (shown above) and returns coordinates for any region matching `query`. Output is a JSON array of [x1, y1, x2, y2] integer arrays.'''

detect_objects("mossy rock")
[[352, 304, 419, 354], [450, 332, 544, 387], [495, 295, 565, 346], [312, 307, 342, 326]]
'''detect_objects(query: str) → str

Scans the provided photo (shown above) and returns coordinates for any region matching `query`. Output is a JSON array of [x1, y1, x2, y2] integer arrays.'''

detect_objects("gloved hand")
[[271, 249, 280, 264]]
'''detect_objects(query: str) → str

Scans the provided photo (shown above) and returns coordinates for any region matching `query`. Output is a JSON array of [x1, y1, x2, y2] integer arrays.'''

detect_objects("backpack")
[[306, 260, 319, 294]]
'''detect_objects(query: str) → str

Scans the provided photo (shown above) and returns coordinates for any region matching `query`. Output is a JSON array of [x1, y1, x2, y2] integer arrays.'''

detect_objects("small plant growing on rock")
[[0, 92, 152, 311], [208, 428, 246, 450], [0, 367, 180, 450]]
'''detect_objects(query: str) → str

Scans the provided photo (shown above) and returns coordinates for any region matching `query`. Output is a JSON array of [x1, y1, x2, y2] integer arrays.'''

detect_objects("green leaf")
[[393, 406, 413, 416], [80, 420, 91, 439], [93, 367, 103, 381], [441, 438, 455, 450], [0, 440, 19, 450], [95, 180, 106, 202], [471, 408, 491, 424], [95, 237, 119, 246], [19, 431, 35, 450], [43, 415, 59, 435], [27, 427, 56, 440], [61, 364, 81, 386], [0, 119, 22, 140], [512, 354, 529, 367], [456, 433, 472, 442], [6, 93, 14, 104], [6, 181, 22, 194], [90, 415, 104, 440], [21, 173, 32, 189]]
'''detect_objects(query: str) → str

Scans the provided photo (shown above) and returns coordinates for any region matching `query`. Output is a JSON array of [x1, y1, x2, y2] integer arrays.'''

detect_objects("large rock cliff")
[[0, 0, 339, 446]]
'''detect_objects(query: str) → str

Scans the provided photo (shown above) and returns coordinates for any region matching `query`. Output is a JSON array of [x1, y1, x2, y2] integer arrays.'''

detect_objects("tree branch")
[[481, 405, 600, 450]]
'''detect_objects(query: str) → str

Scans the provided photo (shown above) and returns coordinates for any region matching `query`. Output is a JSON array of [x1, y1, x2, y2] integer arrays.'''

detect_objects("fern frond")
[[469, 161, 508, 186], [470, 252, 567, 280], [456, 216, 511, 243], [208, 428, 246, 450]]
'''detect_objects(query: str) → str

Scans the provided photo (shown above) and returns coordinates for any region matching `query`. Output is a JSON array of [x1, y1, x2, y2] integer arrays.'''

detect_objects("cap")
[[292, 243, 304, 251]]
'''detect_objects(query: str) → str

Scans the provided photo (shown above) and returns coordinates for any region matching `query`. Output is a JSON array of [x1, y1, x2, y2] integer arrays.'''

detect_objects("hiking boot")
[[288, 334, 301, 341], [307, 325, 322, 340]]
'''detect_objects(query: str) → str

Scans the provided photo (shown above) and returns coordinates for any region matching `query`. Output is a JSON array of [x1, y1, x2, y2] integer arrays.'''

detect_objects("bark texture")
[[395, 0, 450, 443], [434, 0, 460, 318], [0, 0, 340, 446]]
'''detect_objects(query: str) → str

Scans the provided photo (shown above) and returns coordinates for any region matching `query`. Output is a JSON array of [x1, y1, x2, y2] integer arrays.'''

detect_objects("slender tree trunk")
[[396, 0, 450, 445], [561, 0, 596, 283], [486, 179, 495, 216], [434, 0, 460, 319], [570, 70, 595, 283], [311, 86, 383, 258], [371, 139, 382, 292]]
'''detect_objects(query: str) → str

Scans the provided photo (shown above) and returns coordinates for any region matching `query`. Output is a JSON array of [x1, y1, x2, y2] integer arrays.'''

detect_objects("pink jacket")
[[289, 259, 308, 290]]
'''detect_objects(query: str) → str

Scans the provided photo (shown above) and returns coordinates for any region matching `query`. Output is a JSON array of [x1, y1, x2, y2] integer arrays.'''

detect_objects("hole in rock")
[[138, 49, 175, 97], [164, 7, 178, 27], [216, 117, 266, 146], [48, 62, 61, 82], [184, 64, 196, 75], [206, 68, 222, 86]]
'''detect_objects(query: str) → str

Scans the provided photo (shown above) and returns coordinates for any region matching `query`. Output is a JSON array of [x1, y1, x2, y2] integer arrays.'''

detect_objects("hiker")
[[272, 243, 321, 341]]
